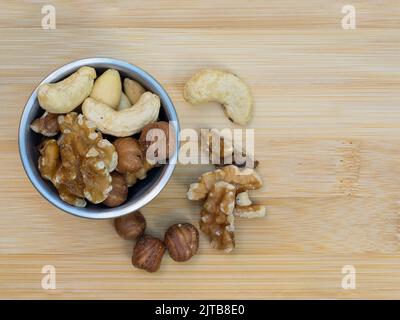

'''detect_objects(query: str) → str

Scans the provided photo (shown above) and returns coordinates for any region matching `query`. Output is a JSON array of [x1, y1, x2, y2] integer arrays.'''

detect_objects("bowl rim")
[[18, 57, 180, 219]]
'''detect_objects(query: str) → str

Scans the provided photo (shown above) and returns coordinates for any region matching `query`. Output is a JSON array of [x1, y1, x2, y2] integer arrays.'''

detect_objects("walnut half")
[[38, 139, 86, 207], [37, 112, 118, 206], [188, 165, 265, 252], [30, 111, 60, 137], [200, 181, 236, 253], [56, 112, 117, 204], [187, 165, 262, 201]]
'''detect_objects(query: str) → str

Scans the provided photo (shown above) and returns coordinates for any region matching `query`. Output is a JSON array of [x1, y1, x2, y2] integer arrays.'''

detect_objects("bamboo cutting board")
[[1, 0, 400, 299]]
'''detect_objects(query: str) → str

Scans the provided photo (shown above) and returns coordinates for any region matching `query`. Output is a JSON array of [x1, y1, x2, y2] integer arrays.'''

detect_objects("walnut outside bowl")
[[18, 58, 180, 219]]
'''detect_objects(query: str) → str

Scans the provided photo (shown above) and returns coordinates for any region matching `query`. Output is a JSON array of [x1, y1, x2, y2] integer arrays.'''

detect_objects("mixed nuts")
[[31, 67, 173, 208], [30, 65, 265, 273]]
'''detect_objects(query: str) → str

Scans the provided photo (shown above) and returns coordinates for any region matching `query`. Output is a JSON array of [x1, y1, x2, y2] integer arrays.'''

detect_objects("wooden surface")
[[1, 0, 400, 299]]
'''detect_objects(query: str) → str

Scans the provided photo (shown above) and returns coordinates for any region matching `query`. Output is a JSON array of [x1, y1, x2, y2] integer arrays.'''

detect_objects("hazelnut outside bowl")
[[18, 58, 180, 219]]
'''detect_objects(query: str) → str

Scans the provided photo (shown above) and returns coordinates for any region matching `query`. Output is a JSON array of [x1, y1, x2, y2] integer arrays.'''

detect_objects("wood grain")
[[0, 0, 399, 299]]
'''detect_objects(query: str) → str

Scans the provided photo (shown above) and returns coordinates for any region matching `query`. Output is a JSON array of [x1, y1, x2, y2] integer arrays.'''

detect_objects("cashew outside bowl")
[[183, 69, 253, 125], [19, 58, 180, 219]]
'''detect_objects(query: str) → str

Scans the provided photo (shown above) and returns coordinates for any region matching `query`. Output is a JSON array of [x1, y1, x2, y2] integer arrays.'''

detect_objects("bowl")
[[18, 58, 180, 219]]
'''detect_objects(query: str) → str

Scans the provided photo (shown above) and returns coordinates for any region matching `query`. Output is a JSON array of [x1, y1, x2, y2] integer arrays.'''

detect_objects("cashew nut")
[[183, 69, 253, 125], [90, 69, 122, 109], [38, 66, 96, 113], [82, 92, 160, 137]]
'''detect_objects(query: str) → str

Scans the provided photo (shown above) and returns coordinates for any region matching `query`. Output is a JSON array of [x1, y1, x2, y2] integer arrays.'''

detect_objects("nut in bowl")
[[19, 58, 179, 219]]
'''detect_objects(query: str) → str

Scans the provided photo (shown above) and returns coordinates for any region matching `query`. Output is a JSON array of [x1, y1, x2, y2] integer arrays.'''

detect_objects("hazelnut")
[[103, 172, 128, 207], [113, 137, 143, 173], [139, 121, 175, 162], [165, 223, 199, 262], [132, 234, 165, 272], [114, 211, 146, 240]]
